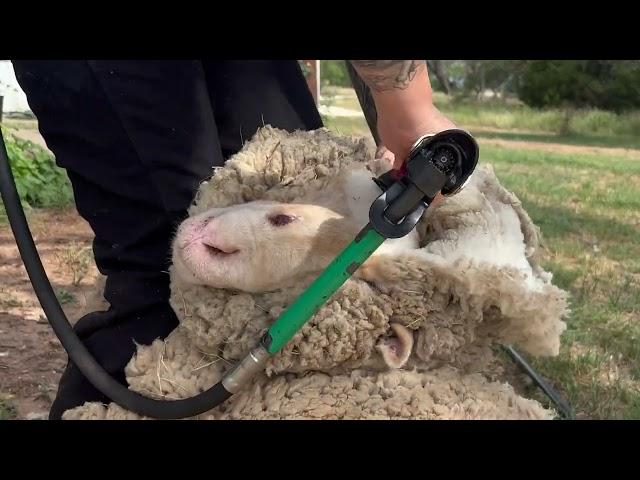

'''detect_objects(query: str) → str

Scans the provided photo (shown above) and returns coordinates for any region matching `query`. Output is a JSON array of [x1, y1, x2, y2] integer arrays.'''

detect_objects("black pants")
[[12, 60, 323, 419]]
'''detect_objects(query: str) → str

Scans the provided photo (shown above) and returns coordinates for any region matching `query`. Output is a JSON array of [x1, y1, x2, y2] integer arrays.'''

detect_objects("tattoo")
[[349, 60, 424, 92]]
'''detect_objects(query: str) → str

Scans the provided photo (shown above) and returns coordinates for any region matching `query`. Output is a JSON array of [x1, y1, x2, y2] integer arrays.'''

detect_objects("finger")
[[431, 192, 445, 208]]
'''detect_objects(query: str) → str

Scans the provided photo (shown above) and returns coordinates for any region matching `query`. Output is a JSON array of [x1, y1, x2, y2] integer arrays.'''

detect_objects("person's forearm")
[[348, 61, 427, 92], [348, 60, 455, 166], [349, 60, 432, 114]]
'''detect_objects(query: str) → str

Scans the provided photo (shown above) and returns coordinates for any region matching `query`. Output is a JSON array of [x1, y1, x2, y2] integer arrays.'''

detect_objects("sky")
[[0, 61, 31, 113]]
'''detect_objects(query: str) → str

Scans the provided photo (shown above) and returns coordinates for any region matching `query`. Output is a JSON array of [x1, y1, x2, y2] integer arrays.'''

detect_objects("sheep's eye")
[[268, 214, 296, 227]]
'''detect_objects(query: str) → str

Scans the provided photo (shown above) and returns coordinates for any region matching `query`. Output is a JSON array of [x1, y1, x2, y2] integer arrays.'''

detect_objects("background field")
[[321, 85, 640, 420]]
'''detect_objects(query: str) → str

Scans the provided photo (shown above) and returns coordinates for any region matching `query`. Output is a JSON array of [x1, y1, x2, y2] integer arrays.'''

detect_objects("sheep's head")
[[172, 199, 359, 293], [170, 157, 415, 294]]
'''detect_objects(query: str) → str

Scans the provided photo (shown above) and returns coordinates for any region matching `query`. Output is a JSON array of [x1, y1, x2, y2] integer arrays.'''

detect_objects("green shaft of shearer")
[[266, 223, 385, 354]]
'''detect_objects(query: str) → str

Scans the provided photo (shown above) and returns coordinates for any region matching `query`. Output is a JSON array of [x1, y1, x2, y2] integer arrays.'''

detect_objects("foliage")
[[517, 60, 640, 112], [320, 60, 351, 87], [0, 129, 73, 210]]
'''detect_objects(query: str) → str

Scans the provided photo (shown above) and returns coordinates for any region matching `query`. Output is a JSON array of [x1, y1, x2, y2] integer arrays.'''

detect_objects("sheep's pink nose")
[[200, 217, 218, 238], [177, 217, 213, 249], [197, 216, 240, 255], [201, 231, 240, 255]]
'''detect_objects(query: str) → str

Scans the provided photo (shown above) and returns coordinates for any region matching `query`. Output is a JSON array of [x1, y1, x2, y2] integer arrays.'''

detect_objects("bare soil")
[[0, 208, 100, 419]]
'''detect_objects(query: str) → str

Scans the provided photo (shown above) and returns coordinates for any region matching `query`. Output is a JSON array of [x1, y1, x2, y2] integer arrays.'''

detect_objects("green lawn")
[[320, 115, 371, 138], [321, 87, 640, 149], [467, 129, 640, 151], [437, 98, 640, 139], [323, 89, 640, 419], [483, 145, 640, 419]]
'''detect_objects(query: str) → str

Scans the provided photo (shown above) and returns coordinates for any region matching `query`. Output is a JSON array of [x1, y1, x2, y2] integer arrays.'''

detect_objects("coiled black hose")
[[0, 130, 233, 419]]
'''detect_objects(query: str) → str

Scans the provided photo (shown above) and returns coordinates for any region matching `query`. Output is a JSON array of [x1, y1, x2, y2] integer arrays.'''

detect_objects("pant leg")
[[201, 60, 323, 157], [12, 60, 225, 418], [11, 59, 321, 419]]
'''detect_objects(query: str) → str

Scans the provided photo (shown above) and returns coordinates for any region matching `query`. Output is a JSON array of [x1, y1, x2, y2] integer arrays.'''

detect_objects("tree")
[[319, 60, 351, 87], [427, 60, 451, 95], [460, 60, 520, 100], [517, 60, 640, 112]]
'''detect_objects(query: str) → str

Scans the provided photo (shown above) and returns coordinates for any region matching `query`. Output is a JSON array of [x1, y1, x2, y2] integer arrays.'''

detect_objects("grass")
[[55, 243, 93, 286], [321, 115, 370, 138], [320, 87, 640, 150], [323, 88, 640, 419], [322, 114, 640, 152], [0, 397, 17, 420], [464, 149, 639, 419], [480, 146, 640, 272], [466, 129, 640, 151], [55, 289, 76, 305], [0, 287, 23, 309], [481, 145, 640, 419], [436, 95, 640, 138]]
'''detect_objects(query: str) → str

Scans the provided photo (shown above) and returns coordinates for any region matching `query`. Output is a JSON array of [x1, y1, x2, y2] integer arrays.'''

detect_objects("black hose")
[[0, 130, 233, 419], [502, 345, 575, 419]]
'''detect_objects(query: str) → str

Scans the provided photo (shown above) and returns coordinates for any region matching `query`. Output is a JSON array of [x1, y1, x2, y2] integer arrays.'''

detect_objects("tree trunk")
[[299, 60, 319, 105], [480, 65, 487, 100], [427, 60, 451, 95]]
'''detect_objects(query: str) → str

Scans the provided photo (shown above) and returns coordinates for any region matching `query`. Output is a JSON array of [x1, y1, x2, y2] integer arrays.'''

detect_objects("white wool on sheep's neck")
[[345, 165, 541, 290], [417, 173, 544, 291]]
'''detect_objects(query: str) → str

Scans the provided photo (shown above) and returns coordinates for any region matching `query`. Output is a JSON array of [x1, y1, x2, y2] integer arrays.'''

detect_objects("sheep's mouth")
[[203, 242, 240, 257]]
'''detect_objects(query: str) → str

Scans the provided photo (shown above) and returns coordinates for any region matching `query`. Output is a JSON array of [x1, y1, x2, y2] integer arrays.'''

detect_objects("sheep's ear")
[[376, 323, 414, 369]]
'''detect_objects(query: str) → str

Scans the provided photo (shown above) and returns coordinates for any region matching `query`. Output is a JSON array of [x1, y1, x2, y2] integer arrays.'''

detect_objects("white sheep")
[[64, 126, 568, 420]]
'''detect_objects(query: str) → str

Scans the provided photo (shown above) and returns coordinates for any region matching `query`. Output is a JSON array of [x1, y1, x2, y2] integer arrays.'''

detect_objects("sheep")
[[63, 126, 568, 420]]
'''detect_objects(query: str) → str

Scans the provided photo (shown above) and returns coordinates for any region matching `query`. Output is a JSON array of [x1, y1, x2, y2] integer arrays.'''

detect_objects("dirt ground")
[[0, 207, 100, 419], [5, 127, 48, 150], [475, 136, 640, 160]]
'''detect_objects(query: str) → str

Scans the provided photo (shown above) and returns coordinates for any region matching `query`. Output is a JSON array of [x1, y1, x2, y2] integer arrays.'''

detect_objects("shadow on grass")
[[521, 198, 638, 244]]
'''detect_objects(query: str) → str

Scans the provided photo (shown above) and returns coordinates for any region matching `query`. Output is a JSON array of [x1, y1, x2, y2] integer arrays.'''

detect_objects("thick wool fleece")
[[65, 127, 568, 420]]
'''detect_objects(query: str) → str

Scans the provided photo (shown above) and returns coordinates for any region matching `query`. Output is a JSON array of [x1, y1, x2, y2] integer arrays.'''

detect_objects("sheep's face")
[[172, 200, 356, 292]]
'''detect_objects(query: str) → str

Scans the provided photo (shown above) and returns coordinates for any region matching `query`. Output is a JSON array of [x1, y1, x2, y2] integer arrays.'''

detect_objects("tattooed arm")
[[348, 60, 456, 169], [349, 60, 424, 92]]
